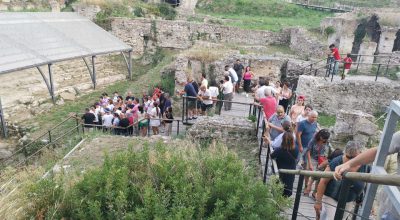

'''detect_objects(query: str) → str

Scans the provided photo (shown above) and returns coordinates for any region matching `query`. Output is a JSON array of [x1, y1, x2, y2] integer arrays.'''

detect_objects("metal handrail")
[[279, 169, 400, 187]]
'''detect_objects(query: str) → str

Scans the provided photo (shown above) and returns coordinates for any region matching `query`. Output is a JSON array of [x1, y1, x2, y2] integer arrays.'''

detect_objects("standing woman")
[[279, 81, 292, 112], [242, 66, 254, 93], [275, 81, 282, 102], [271, 131, 298, 197], [149, 102, 161, 135], [304, 129, 331, 196], [289, 95, 305, 123]]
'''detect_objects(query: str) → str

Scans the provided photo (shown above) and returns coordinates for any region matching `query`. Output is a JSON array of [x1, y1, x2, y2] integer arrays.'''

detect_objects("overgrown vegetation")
[[196, 0, 331, 32], [299, 0, 393, 8], [93, 0, 176, 30], [19, 142, 289, 219], [318, 113, 336, 128]]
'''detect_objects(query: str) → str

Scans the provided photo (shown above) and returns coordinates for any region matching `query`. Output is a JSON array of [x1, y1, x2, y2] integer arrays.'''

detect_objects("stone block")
[[60, 92, 76, 101]]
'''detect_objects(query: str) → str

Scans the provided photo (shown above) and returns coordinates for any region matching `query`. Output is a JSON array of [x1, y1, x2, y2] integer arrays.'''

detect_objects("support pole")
[[292, 174, 304, 220], [92, 56, 96, 89], [375, 64, 381, 81], [334, 179, 351, 220], [48, 64, 55, 104], [0, 98, 8, 138]]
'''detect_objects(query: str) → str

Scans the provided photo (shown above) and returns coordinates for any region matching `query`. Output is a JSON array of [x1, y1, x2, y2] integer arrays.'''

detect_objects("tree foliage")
[[25, 143, 289, 219]]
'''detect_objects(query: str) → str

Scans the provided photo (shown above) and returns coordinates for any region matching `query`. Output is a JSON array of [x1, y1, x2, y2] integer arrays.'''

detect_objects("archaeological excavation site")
[[0, 0, 400, 219]]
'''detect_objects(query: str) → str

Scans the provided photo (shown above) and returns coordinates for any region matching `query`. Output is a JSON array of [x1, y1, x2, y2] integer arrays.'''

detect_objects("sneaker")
[[192, 116, 197, 119]]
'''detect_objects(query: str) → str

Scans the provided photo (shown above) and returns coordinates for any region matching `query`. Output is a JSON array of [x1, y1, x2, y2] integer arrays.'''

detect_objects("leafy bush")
[[133, 6, 145, 17], [25, 143, 289, 219], [94, 1, 132, 30], [324, 26, 335, 36], [157, 3, 177, 20]]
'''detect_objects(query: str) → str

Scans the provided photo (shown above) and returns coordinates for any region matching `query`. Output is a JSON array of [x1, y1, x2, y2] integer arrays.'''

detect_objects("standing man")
[[268, 105, 291, 141], [200, 73, 208, 88], [225, 65, 238, 93], [334, 131, 400, 220], [81, 108, 96, 133], [180, 78, 198, 120], [233, 59, 244, 93], [329, 44, 341, 76], [221, 76, 233, 111], [296, 110, 318, 187]]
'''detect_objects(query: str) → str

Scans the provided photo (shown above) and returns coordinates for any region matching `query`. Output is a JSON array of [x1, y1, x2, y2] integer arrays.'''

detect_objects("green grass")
[[300, 0, 393, 8], [196, 0, 331, 32], [318, 113, 336, 128]]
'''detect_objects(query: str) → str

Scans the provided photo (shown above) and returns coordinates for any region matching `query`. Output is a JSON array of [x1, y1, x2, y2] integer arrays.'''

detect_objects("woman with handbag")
[[304, 129, 331, 196]]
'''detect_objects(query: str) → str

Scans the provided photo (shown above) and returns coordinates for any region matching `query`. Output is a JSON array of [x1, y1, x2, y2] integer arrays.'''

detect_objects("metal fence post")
[[48, 130, 52, 143], [177, 120, 180, 135], [292, 174, 305, 220], [0, 98, 7, 138], [263, 143, 270, 183], [75, 113, 80, 134], [147, 119, 151, 137], [258, 122, 265, 164], [256, 107, 261, 136], [375, 64, 381, 81], [181, 96, 185, 122], [334, 178, 351, 220]]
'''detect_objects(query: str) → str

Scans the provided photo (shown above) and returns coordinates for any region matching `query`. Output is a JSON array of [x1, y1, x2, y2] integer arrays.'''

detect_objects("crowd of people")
[[75, 53, 396, 220], [79, 87, 174, 136]]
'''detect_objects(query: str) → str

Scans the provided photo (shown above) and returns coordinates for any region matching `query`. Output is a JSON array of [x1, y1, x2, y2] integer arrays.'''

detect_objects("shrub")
[[157, 3, 177, 20], [324, 26, 335, 36], [24, 142, 289, 219], [94, 1, 131, 30]]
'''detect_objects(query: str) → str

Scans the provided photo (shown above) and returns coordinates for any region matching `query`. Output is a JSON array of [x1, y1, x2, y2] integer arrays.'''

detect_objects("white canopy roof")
[[0, 12, 131, 74]]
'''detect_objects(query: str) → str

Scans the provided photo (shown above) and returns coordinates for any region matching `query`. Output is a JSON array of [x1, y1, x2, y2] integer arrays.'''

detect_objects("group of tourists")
[[80, 87, 174, 136]]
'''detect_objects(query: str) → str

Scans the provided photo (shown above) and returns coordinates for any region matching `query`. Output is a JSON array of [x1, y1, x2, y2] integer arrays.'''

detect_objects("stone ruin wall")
[[0, 55, 127, 123], [289, 28, 326, 59], [296, 75, 400, 115], [110, 18, 291, 57], [173, 53, 285, 89]]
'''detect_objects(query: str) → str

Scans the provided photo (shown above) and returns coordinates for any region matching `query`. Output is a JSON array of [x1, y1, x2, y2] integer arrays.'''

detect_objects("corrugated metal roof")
[[0, 12, 131, 74]]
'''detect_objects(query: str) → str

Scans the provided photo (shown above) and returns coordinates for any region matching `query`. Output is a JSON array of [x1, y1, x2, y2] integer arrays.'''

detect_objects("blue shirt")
[[184, 83, 197, 97], [325, 156, 367, 202], [297, 120, 317, 149]]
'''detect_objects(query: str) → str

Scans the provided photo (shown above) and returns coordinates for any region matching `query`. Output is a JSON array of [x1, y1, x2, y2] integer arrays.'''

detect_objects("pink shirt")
[[260, 96, 277, 120], [243, 71, 252, 80]]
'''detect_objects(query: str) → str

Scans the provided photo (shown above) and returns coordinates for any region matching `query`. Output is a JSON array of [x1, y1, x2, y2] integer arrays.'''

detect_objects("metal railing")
[[79, 117, 184, 137], [0, 114, 81, 169], [299, 54, 400, 82]]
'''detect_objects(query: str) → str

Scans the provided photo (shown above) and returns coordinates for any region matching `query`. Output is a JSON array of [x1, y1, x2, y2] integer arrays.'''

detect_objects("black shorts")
[[187, 98, 196, 109], [201, 103, 213, 112]]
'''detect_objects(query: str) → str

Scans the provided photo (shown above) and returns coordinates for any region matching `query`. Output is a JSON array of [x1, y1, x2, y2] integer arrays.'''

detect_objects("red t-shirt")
[[343, 57, 353, 69], [259, 96, 277, 120], [332, 48, 341, 60]]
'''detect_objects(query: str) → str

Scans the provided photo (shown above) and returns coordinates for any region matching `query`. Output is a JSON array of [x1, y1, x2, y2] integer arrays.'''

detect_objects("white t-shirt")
[[209, 86, 219, 98], [102, 114, 113, 127], [256, 85, 277, 99], [222, 81, 233, 94], [296, 114, 307, 123], [199, 89, 213, 105], [228, 68, 238, 83], [201, 79, 208, 88]]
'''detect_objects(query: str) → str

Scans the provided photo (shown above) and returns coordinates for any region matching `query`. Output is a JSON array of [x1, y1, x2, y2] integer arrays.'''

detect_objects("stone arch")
[[392, 29, 400, 52], [351, 15, 381, 59]]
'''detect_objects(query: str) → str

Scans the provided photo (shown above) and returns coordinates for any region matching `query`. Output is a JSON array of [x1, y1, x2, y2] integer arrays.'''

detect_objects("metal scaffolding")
[[0, 12, 133, 103]]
